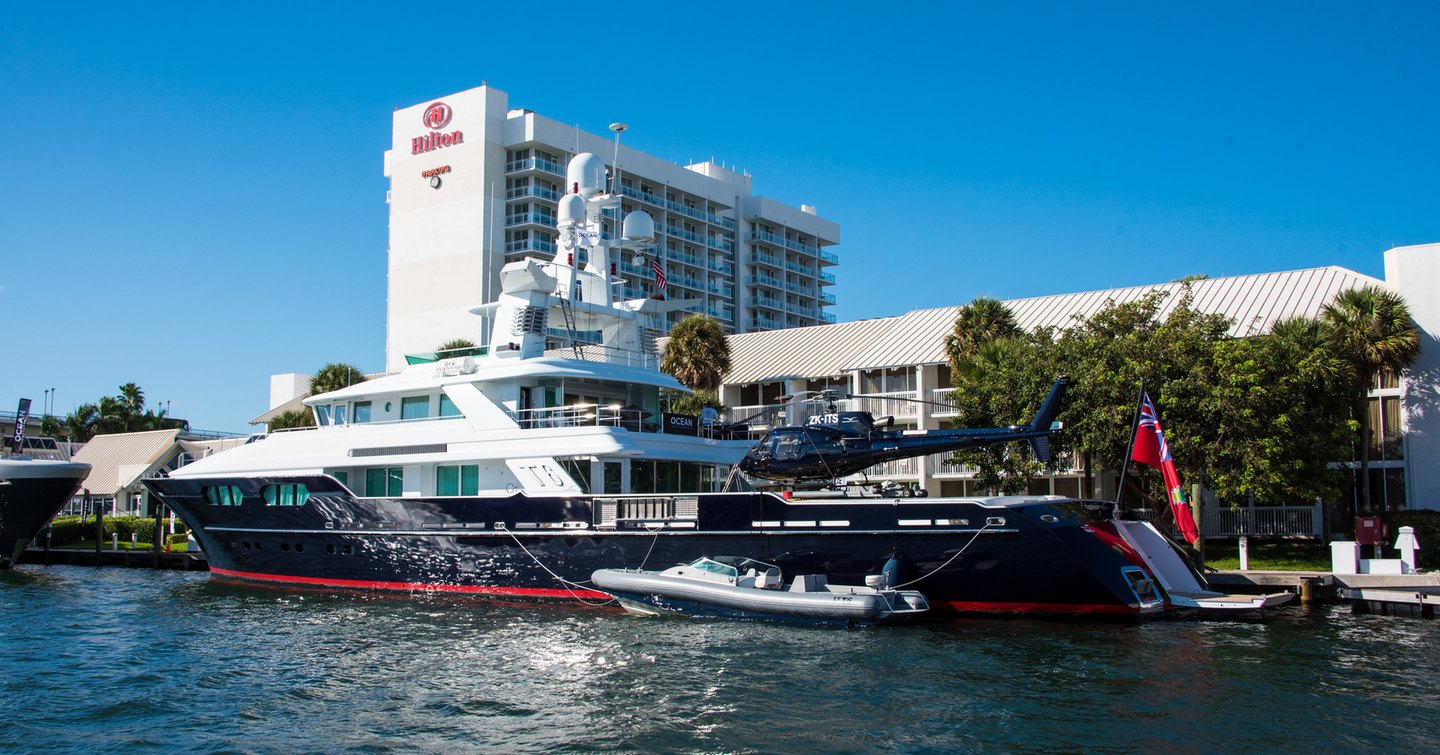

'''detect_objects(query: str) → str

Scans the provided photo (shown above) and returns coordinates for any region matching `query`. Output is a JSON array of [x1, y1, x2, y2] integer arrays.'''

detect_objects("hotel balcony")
[[505, 157, 565, 176], [505, 238, 556, 255], [506, 184, 561, 202], [505, 212, 558, 230]]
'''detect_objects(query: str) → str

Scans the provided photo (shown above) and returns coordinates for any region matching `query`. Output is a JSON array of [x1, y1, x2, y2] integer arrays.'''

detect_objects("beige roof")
[[728, 265, 1385, 380], [722, 318, 902, 384], [180, 437, 249, 458], [250, 393, 307, 425], [70, 429, 181, 495]]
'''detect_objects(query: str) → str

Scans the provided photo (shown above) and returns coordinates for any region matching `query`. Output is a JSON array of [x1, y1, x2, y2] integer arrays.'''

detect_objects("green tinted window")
[[437, 465, 459, 496], [439, 395, 460, 417], [400, 396, 429, 420], [460, 465, 479, 496]]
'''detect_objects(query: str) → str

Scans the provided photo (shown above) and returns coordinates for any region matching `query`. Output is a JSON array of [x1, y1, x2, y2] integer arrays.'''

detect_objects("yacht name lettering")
[[412, 130, 464, 155], [518, 464, 567, 487]]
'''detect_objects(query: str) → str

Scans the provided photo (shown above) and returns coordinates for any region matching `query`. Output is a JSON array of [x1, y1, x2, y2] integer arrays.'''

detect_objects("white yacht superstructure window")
[[401, 396, 429, 420], [439, 395, 460, 417], [353, 402, 372, 423]]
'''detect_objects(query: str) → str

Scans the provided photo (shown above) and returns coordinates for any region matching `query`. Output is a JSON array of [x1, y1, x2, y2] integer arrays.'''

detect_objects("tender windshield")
[[689, 557, 738, 577]]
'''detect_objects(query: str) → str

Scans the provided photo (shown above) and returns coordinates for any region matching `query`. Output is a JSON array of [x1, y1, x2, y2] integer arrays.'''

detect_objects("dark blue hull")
[[1, 470, 87, 568], [144, 475, 1161, 617]]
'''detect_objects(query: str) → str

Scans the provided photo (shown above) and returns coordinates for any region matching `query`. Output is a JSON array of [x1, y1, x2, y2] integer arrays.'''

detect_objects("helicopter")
[[735, 375, 1070, 484]]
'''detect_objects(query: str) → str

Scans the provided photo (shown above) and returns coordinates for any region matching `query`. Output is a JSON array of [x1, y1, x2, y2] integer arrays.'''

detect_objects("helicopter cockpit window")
[[773, 431, 805, 461]]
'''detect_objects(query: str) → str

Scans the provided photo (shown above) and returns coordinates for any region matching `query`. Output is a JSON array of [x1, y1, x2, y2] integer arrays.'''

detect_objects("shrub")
[[45, 514, 190, 546]]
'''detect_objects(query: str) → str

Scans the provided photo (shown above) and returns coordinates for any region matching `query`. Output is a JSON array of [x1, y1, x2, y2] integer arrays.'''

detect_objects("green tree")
[[64, 403, 100, 442], [949, 333, 1063, 494], [1322, 286, 1421, 512], [267, 409, 316, 431], [669, 388, 726, 418], [661, 315, 732, 393], [436, 338, 478, 354], [309, 363, 367, 396], [944, 296, 1023, 373], [1204, 317, 1353, 505]]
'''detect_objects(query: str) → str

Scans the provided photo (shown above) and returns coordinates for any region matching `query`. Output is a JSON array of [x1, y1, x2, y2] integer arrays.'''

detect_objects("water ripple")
[[3, 567, 1440, 752]]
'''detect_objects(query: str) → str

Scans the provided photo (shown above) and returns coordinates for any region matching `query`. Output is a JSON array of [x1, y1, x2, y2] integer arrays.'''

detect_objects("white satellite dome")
[[566, 153, 606, 197], [622, 210, 656, 242], [557, 194, 585, 226]]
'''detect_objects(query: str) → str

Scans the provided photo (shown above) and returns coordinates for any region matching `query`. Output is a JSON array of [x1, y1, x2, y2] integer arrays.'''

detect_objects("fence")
[[1201, 503, 1323, 539]]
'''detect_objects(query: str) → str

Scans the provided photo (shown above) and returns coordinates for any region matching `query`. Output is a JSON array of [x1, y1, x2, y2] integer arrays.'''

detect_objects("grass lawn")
[[1200, 540, 1330, 571]]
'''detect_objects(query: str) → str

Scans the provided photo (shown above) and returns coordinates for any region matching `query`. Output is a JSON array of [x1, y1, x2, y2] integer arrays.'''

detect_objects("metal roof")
[[727, 266, 1385, 380], [70, 429, 182, 495], [721, 318, 901, 384]]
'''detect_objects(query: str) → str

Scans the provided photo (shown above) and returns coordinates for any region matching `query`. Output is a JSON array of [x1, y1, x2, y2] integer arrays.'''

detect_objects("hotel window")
[[366, 467, 403, 497], [353, 401, 372, 424], [436, 464, 480, 496], [439, 394, 460, 417], [401, 396, 429, 420]]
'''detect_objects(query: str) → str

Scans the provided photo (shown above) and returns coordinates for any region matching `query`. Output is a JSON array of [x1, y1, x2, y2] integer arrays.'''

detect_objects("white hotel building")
[[382, 84, 839, 373]]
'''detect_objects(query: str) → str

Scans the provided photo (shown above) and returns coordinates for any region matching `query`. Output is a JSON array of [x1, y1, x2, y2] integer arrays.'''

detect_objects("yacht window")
[[262, 483, 310, 507], [366, 467, 403, 497], [202, 485, 243, 506], [315, 405, 331, 426], [333, 403, 347, 425], [436, 464, 480, 496], [353, 402, 372, 424], [439, 395, 460, 418], [401, 396, 429, 420]]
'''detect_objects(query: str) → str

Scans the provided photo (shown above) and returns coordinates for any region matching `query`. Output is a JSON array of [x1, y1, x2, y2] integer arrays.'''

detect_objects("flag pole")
[[1114, 380, 1146, 510]]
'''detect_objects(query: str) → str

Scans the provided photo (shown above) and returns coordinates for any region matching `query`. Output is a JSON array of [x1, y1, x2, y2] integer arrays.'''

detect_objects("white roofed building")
[[717, 249, 1440, 518]]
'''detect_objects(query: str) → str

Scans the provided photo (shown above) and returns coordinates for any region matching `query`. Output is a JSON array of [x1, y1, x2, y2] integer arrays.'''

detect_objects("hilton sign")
[[412, 101, 464, 155]]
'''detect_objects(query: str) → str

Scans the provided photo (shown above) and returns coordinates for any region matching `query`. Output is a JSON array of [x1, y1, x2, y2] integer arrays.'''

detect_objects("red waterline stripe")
[[945, 600, 1138, 616], [209, 567, 609, 600]]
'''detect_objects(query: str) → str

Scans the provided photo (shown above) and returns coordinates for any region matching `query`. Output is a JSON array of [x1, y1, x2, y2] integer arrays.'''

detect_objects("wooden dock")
[[22, 547, 208, 571]]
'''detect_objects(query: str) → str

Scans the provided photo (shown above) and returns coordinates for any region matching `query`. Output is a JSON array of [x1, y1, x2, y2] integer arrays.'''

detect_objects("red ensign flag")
[[1132, 392, 1200, 545]]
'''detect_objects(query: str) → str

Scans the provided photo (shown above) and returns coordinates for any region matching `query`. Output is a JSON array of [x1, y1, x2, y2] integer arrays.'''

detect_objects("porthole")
[[295, 543, 304, 553], [280, 543, 290, 552], [326, 544, 336, 555], [342, 544, 355, 555]]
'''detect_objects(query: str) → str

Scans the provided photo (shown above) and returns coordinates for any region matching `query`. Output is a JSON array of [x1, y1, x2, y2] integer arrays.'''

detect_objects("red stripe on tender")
[[208, 567, 608, 600], [944, 600, 1138, 615]]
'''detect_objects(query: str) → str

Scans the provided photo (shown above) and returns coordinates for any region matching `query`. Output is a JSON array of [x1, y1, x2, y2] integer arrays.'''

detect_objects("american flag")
[[652, 256, 667, 292]]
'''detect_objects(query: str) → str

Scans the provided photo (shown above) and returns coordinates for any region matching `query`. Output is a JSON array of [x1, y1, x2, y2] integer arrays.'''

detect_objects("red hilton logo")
[[412, 101, 464, 155], [422, 102, 452, 129]]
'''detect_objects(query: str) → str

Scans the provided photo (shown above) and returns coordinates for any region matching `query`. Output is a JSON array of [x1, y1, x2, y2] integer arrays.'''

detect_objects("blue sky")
[[3, 2, 1437, 433]]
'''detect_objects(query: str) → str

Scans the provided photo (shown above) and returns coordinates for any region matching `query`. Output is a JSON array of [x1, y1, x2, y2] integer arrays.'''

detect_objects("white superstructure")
[[383, 84, 840, 373], [181, 153, 754, 496]]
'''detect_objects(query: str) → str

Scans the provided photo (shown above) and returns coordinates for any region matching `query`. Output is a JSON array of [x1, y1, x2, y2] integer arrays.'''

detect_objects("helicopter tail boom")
[[1024, 375, 1070, 463]]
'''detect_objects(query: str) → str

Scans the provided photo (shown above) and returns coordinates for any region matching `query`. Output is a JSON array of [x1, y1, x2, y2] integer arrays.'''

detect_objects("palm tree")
[[1322, 286, 1421, 512], [64, 403, 100, 442], [118, 383, 145, 418], [309, 363, 367, 396], [267, 409, 316, 431], [436, 338, 477, 355], [945, 297, 1022, 373], [660, 315, 731, 393]]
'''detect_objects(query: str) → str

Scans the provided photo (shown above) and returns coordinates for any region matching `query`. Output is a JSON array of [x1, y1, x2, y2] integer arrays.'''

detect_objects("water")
[[2, 567, 1437, 754]]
